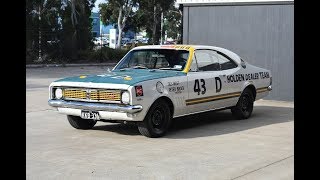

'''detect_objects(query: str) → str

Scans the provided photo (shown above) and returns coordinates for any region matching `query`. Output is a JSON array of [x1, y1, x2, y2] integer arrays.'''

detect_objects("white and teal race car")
[[48, 45, 272, 137]]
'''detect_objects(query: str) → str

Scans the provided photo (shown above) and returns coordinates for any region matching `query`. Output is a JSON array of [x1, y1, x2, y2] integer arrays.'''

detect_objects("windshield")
[[114, 49, 190, 71]]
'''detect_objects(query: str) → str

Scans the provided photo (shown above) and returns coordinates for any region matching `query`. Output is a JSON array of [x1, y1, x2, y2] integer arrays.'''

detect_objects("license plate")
[[81, 110, 100, 120]]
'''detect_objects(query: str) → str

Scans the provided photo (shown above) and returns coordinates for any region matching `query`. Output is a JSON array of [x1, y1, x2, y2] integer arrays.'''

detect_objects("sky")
[[92, 0, 105, 13]]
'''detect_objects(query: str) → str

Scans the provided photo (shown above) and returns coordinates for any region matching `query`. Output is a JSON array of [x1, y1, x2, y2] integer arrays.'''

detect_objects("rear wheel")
[[231, 88, 254, 119], [67, 115, 97, 130], [137, 99, 171, 138]]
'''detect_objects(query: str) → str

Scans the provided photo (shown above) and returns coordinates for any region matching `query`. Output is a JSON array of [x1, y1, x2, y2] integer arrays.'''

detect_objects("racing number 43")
[[194, 79, 206, 95]]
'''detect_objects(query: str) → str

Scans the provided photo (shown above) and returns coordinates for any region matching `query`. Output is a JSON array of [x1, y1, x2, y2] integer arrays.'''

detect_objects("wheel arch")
[[242, 84, 257, 100], [147, 96, 175, 118]]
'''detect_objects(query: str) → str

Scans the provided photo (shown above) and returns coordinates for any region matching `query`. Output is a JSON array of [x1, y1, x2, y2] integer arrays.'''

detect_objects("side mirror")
[[241, 61, 246, 68]]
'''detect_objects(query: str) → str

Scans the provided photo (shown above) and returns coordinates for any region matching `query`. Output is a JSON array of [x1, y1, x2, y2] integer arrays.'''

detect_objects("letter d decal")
[[215, 77, 222, 93]]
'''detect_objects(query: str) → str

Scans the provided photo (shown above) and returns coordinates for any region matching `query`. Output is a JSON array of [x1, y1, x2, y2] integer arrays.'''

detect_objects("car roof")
[[131, 45, 241, 64]]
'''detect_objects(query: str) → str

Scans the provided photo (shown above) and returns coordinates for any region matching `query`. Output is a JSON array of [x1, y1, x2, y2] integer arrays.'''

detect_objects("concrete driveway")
[[26, 66, 294, 180]]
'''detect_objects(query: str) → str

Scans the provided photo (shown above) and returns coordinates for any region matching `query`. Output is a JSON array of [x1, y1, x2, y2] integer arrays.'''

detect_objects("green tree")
[[60, 0, 95, 60], [26, 0, 62, 62], [135, 0, 174, 44], [99, 0, 138, 48], [26, 0, 95, 62], [163, 4, 182, 43]]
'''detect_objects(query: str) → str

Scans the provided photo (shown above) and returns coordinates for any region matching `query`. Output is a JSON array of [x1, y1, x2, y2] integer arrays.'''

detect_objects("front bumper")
[[48, 99, 143, 114]]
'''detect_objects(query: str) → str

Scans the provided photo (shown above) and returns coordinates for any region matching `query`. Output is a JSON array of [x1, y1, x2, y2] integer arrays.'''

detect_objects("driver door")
[[186, 50, 224, 114]]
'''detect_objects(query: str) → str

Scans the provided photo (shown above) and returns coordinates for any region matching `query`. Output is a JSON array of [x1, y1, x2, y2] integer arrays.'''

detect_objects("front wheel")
[[67, 115, 97, 130], [231, 88, 254, 119], [137, 99, 171, 138]]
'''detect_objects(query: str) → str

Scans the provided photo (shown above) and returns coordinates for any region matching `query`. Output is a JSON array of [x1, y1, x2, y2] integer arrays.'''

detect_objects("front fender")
[[128, 76, 187, 120]]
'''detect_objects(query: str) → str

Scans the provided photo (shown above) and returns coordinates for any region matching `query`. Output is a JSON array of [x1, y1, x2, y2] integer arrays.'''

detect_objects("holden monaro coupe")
[[48, 45, 272, 137]]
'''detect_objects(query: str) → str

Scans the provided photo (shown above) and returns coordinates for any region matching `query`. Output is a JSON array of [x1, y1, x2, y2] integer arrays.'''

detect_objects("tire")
[[137, 99, 172, 138], [231, 88, 254, 119], [67, 115, 97, 130]]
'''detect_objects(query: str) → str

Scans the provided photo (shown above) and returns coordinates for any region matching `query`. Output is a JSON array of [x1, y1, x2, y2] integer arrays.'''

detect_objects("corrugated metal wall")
[[183, 4, 294, 101]]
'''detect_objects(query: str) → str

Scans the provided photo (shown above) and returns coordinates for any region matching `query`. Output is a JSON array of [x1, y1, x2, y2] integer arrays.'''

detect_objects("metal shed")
[[177, 0, 294, 101]]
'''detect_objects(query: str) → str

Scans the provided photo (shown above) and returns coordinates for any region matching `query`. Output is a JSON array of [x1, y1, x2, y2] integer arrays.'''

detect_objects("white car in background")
[[93, 37, 101, 46], [48, 45, 272, 138], [93, 37, 109, 46]]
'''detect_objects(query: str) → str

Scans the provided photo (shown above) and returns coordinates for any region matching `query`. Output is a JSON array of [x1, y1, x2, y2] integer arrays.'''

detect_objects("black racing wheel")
[[231, 88, 254, 119], [137, 99, 172, 138]]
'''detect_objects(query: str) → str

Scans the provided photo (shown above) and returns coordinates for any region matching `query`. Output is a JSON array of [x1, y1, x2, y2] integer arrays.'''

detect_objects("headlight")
[[55, 88, 63, 99], [121, 91, 130, 104]]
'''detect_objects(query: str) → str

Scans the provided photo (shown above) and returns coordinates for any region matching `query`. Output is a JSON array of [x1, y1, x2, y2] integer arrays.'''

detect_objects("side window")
[[217, 52, 238, 70], [194, 50, 220, 71]]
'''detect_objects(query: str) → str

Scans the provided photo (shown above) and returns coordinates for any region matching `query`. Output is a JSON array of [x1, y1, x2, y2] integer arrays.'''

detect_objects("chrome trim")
[[268, 85, 272, 91], [63, 97, 121, 104], [48, 100, 143, 113]]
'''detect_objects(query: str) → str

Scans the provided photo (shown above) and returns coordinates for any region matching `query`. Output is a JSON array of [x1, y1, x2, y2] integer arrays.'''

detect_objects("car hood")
[[54, 69, 186, 86]]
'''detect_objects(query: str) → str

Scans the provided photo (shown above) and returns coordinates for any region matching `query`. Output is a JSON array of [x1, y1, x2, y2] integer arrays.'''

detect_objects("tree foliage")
[[99, 0, 176, 45], [163, 4, 182, 42], [26, 0, 95, 62], [135, 0, 174, 44], [26, 0, 62, 62], [99, 0, 138, 48], [60, 0, 95, 59], [26, 0, 183, 63]]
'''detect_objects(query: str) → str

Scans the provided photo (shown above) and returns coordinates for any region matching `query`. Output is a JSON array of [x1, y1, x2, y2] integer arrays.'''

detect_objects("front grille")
[[63, 88, 121, 103], [64, 89, 87, 99]]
